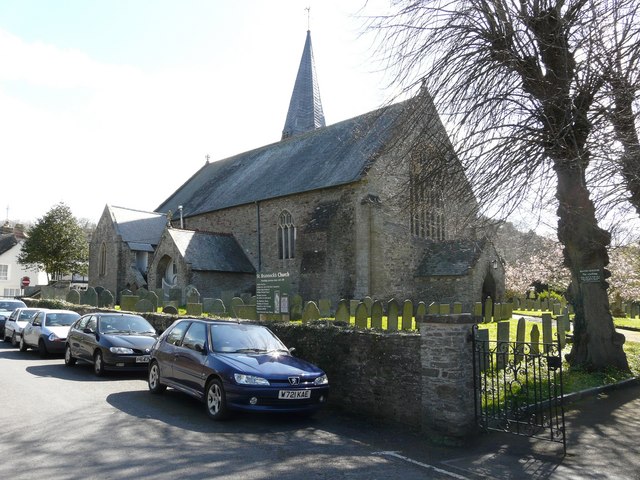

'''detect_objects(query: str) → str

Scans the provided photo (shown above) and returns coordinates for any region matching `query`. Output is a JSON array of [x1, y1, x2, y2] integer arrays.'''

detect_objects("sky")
[[0, 0, 394, 225]]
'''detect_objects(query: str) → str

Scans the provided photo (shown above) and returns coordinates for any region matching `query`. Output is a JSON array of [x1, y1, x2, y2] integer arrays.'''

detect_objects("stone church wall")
[[89, 208, 120, 298]]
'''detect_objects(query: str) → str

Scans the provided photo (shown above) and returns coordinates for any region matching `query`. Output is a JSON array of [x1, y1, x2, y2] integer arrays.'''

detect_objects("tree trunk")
[[556, 168, 629, 371]]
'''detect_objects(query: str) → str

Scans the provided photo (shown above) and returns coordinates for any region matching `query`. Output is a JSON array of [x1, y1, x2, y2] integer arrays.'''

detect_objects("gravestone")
[[120, 295, 138, 312], [371, 301, 384, 329], [203, 298, 215, 313], [387, 299, 399, 331], [66, 289, 81, 305], [484, 297, 493, 324], [169, 287, 182, 304], [473, 302, 483, 321], [475, 327, 490, 371], [335, 300, 350, 323], [354, 303, 368, 329], [235, 305, 257, 321], [211, 299, 226, 315], [146, 291, 159, 312], [137, 287, 149, 299], [415, 302, 426, 322], [496, 321, 510, 370], [186, 303, 203, 316], [186, 286, 201, 305], [301, 301, 320, 323], [542, 313, 553, 352], [401, 300, 413, 330], [515, 317, 526, 364], [99, 290, 115, 308], [82, 287, 98, 307], [493, 303, 502, 322], [135, 299, 154, 313], [530, 324, 540, 354], [120, 289, 133, 298], [231, 297, 244, 317], [163, 305, 178, 315], [154, 288, 166, 302], [290, 295, 303, 321]]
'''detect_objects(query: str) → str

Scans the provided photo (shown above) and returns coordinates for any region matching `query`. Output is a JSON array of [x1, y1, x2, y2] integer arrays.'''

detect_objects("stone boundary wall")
[[267, 323, 422, 429]]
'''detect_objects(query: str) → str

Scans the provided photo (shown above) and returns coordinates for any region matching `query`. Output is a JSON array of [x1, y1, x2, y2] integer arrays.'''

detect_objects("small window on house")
[[99, 243, 107, 276], [277, 211, 296, 260], [0, 265, 7, 281]]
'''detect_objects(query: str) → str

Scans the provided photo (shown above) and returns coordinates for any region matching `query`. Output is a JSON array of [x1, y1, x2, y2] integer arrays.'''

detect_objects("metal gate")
[[472, 325, 566, 454]]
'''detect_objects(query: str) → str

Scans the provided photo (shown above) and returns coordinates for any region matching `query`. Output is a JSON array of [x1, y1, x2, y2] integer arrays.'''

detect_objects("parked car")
[[0, 299, 27, 338], [20, 309, 81, 357], [3, 307, 48, 346], [147, 319, 329, 420], [64, 313, 157, 376]]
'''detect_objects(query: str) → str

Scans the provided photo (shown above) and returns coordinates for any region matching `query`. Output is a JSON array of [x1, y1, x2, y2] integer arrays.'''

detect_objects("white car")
[[3, 307, 48, 346], [20, 309, 80, 357]]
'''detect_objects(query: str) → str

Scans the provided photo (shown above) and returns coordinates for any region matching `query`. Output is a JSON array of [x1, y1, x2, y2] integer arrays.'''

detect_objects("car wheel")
[[205, 378, 228, 420], [38, 339, 49, 358], [19, 336, 28, 352], [64, 344, 76, 366], [148, 361, 167, 394], [2, 332, 8, 342], [11, 333, 18, 347], [93, 350, 105, 377]]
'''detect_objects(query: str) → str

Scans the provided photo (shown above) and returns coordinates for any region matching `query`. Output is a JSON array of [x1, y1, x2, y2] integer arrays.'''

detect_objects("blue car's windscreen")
[[210, 324, 287, 353]]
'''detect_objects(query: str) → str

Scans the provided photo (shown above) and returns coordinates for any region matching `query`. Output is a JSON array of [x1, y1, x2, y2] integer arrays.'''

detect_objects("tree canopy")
[[367, 0, 640, 370], [18, 203, 89, 282]]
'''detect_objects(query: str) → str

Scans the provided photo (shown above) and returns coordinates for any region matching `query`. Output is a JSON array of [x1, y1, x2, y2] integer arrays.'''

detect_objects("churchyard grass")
[[478, 318, 640, 396], [613, 316, 640, 331]]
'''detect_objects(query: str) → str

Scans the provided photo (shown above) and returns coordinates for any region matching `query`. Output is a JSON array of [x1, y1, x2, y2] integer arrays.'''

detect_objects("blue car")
[[148, 318, 329, 420]]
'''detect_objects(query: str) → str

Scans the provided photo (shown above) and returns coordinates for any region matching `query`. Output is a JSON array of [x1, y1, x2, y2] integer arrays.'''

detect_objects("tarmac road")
[[1, 337, 639, 479]]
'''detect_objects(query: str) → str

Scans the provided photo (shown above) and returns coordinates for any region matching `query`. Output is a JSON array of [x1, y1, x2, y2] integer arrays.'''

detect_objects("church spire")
[[281, 30, 326, 140]]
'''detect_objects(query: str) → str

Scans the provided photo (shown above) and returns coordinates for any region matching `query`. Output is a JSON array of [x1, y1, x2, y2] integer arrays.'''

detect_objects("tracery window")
[[277, 211, 296, 260], [410, 157, 446, 241]]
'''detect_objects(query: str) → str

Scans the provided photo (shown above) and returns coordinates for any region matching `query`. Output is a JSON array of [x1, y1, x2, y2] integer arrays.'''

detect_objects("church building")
[[89, 30, 505, 309]]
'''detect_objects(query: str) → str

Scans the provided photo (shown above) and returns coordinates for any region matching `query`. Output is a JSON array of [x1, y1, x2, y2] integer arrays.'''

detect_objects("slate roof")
[[157, 101, 407, 219], [282, 30, 326, 139], [108, 206, 167, 250], [0, 234, 18, 256], [168, 229, 255, 273], [416, 239, 487, 277]]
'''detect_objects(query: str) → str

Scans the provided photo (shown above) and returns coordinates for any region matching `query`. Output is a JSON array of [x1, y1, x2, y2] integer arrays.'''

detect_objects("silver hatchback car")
[[3, 307, 48, 346], [20, 309, 80, 357]]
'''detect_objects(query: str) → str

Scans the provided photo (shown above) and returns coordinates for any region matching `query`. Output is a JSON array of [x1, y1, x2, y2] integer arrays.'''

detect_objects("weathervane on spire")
[[305, 6, 311, 30]]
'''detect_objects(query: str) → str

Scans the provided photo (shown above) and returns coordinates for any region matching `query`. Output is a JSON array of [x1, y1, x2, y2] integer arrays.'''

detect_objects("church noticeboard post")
[[256, 272, 290, 315]]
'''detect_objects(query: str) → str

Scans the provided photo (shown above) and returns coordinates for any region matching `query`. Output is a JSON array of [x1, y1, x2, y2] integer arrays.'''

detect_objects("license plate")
[[136, 355, 150, 363], [278, 390, 311, 399]]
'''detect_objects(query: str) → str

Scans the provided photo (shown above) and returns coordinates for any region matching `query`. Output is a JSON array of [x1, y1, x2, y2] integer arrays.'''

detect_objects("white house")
[[0, 228, 48, 298]]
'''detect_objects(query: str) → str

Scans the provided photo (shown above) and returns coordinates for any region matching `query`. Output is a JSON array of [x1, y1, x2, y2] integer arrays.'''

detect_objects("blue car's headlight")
[[234, 373, 270, 386], [314, 374, 328, 386], [109, 347, 134, 354]]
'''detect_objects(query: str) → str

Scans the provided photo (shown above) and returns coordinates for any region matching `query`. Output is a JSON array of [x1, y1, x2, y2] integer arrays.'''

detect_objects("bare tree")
[[366, 0, 639, 370]]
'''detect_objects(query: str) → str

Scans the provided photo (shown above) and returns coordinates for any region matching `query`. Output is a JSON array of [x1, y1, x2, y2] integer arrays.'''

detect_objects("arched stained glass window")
[[278, 211, 296, 260]]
